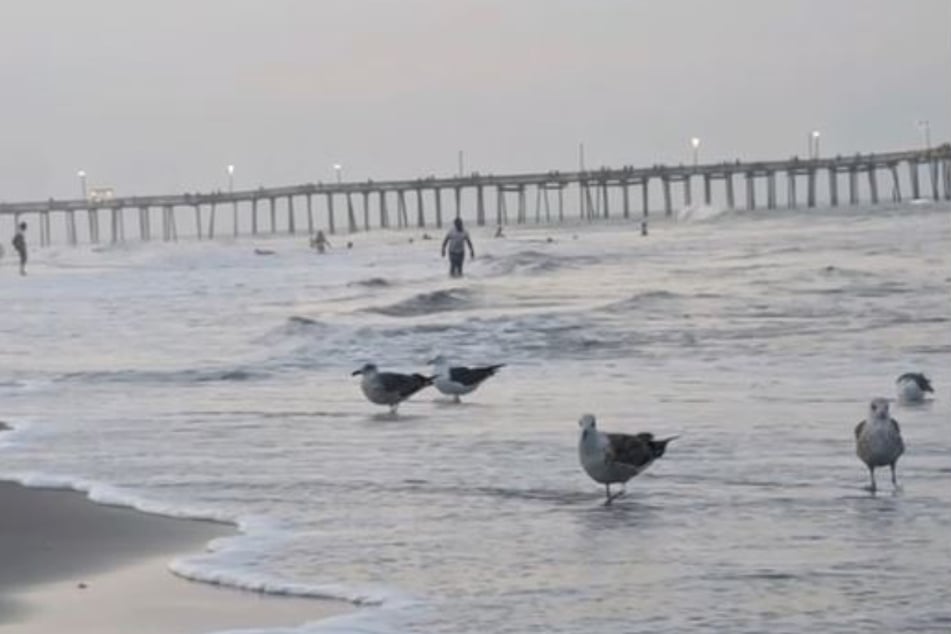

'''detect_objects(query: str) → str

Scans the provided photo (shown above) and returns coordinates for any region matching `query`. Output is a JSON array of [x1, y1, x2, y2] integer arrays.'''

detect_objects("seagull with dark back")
[[854, 397, 905, 493], [577, 414, 677, 505], [352, 363, 434, 414], [428, 355, 505, 402], [896, 372, 934, 404]]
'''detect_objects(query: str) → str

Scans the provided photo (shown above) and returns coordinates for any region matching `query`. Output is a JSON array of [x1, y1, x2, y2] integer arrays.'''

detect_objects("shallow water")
[[1, 203, 949, 633]]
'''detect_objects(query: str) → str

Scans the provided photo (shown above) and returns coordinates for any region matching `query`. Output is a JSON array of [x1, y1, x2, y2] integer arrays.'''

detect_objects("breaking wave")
[[367, 288, 478, 317]]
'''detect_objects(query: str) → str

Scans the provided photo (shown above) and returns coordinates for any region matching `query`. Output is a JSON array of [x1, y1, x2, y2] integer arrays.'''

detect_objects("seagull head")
[[352, 363, 378, 377], [868, 397, 890, 420], [578, 414, 597, 431], [427, 355, 449, 368]]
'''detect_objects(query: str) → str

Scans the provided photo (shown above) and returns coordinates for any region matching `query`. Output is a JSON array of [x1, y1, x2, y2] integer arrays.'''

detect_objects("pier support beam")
[[828, 169, 839, 207], [208, 203, 217, 239], [347, 193, 357, 233], [193, 205, 203, 239], [287, 196, 296, 234], [641, 179, 649, 219], [849, 170, 858, 205], [807, 169, 816, 208], [476, 186, 486, 226], [765, 172, 775, 210], [909, 161, 921, 200], [868, 168, 879, 204], [454, 187, 462, 220], [727, 173, 737, 209], [306, 195, 314, 235], [379, 191, 389, 228], [137, 207, 148, 242], [326, 193, 336, 234], [87, 208, 100, 243], [268, 197, 276, 233], [415, 188, 425, 228], [703, 175, 712, 206], [889, 164, 901, 202], [683, 177, 692, 209], [746, 173, 756, 210], [433, 189, 443, 228], [397, 190, 408, 228], [622, 182, 630, 218], [362, 191, 371, 230], [787, 173, 797, 209], [662, 177, 672, 216]]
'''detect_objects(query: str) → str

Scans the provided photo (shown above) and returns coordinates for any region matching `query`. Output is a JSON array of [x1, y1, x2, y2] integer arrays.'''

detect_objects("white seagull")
[[351, 363, 434, 414], [854, 397, 905, 493], [428, 355, 505, 403], [896, 372, 934, 404], [577, 414, 677, 505]]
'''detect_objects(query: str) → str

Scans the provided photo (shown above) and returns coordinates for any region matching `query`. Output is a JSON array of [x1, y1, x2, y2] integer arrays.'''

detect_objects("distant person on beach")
[[441, 217, 475, 278], [310, 230, 331, 254], [12, 222, 27, 275], [494, 225, 505, 238]]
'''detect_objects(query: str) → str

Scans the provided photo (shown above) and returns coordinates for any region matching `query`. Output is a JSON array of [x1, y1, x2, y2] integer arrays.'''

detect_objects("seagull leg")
[[453, 394, 461, 404], [890, 463, 901, 490], [604, 484, 612, 506], [389, 403, 399, 416], [866, 466, 877, 494]]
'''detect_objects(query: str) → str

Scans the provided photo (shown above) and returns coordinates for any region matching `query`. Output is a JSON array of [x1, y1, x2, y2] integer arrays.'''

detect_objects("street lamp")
[[333, 164, 342, 184], [227, 164, 235, 192], [77, 170, 88, 200], [811, 130, 821, 159], [917, 120, 931, 150], [690, 137, 700, 166]]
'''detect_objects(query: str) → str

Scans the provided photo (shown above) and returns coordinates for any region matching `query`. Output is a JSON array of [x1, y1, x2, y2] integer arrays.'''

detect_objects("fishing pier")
[[2, 144, 949, 246]]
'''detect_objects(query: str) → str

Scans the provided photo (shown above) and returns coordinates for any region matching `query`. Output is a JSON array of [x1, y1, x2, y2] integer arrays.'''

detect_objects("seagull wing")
[[605, 433, 653, 470], [377, 372, 434, 399], [854, 419, 866, 440], [448, 364, 505, 386]]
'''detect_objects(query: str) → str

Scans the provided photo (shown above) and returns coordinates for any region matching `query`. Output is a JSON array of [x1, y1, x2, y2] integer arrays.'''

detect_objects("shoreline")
[[0, 479, 347, 633]]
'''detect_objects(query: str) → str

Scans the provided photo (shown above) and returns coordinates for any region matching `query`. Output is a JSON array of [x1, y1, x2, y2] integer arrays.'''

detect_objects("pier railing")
[[2, 144, 949, 246]]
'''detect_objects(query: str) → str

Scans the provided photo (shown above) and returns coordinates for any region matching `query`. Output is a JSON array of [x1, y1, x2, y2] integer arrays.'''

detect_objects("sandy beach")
[[0, 481, 345, 633]]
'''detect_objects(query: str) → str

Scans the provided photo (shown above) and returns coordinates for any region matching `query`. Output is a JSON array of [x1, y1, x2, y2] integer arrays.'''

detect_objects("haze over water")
[[1, 202, 949, 633]]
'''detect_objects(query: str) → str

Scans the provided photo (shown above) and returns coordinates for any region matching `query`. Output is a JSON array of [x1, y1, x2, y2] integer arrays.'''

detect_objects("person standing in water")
[[441, 217, 475, 278], [12, 222, 27, 276], [310, 230, 331, 254]]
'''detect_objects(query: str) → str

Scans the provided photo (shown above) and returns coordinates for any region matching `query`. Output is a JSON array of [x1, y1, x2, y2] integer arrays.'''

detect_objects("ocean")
[[1, 202, 949, 633]]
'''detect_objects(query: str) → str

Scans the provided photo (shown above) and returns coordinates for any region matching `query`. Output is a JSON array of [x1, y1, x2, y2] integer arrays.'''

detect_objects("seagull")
[[428, 355, 505, 403], [854, 397, 905, 493], [577, 414, 677, 505], [351, 363, 434, 414], [896, 372, 934, 404]]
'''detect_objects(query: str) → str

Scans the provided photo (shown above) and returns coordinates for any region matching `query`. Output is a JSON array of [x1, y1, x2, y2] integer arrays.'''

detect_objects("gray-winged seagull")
[[896, 372, 934, 404], [351, 363, 434, 414], [428, 355, 505, 402], [854, 397, 905, 493], [577, 414, 677, 505]]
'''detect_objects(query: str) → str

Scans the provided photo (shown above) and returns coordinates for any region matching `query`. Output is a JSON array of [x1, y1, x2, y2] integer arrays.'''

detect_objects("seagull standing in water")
[[351, 363, 434, 414], [577, 414, 677, 505], [854, 397, 905, 493], [428, 355, 505, 403], [896, 372, 934, 404]]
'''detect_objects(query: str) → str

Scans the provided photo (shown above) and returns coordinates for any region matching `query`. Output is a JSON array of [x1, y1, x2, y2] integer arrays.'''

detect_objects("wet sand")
[[0, 481, 346, 633]]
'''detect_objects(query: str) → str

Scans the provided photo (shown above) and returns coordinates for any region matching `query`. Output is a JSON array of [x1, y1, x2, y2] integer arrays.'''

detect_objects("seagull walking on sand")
[[577, 414, 677, 505], [351, 363, 434, 414], [854, 397, 905, 493], [896, 372, 934, 404], [428, 355, 505, 403]]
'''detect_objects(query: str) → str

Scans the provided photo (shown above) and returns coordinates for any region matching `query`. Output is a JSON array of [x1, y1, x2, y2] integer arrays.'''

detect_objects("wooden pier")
[[2, 144, 949, 246]]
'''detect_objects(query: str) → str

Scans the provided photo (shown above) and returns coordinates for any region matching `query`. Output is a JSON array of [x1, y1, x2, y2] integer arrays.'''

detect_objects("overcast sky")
[[0, 0, 947, 200]]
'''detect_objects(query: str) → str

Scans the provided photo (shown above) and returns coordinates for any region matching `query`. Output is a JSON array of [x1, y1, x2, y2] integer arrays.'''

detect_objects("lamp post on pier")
[[917, 120, 931, 150], [811, 130, 821, 159], [334, 164, 342, 184], [690, 137, 701, 166], [77, 170, 88, 200], [227, 164, 237, 236]]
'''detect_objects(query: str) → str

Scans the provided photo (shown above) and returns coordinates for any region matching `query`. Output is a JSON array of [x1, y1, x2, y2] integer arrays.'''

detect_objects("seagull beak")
[[351, 369, 363, 376], [661, 435, 680, 444]]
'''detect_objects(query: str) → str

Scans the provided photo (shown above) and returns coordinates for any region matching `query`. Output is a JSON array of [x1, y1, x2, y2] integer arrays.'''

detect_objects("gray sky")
[[0, 0, 947, 201]]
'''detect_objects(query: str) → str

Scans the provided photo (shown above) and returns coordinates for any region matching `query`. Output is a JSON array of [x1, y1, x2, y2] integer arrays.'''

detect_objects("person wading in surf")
[[441, 217, 475, 278]]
